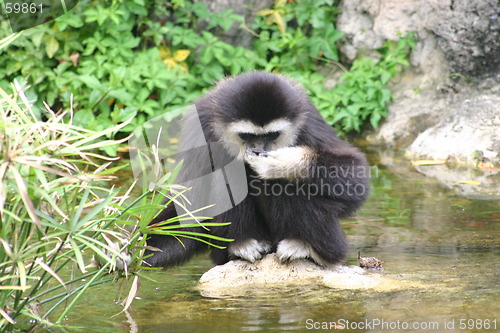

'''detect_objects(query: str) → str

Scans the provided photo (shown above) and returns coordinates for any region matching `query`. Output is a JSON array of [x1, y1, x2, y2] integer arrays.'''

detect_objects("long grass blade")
[[0, 307, 15, 324], [35, 259, 66, 290], [69, 185, 91, 230], [16, 261, 29, 292], [122, 275, 139, 312], [68, 238, 87, 273], [0, 162, 9, 213], [72, 192, 115, 230], [70, 118, 133, 148], [9, 166, 42, 230]]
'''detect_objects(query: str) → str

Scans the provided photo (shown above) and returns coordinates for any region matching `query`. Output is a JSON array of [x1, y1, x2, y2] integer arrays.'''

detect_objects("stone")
[[368, 71, 500, 167], [408, 95, 500, 163], [197, 0, 274, 48], [197, 254, 422, 297], [337, 0, 500, 77]]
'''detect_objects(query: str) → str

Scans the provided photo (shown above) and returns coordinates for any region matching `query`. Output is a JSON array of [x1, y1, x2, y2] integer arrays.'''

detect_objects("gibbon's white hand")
[[244, 146, 312, 180]]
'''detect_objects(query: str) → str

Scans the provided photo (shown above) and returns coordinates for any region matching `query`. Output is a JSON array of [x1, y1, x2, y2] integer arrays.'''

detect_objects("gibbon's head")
[[208, 71, 309, 155]]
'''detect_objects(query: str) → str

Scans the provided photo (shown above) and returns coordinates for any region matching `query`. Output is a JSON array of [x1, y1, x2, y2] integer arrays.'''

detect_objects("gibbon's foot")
[[276, 239, 327, 267], [228, 239, 272, 263]]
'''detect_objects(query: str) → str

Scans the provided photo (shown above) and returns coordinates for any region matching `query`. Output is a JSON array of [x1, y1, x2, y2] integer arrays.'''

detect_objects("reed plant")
[[0, 82, 231, 331]]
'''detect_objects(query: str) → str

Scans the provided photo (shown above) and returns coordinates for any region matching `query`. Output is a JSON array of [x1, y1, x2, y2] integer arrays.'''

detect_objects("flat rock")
[[197, 254, 422, 297], [407, 95, 500, 163]]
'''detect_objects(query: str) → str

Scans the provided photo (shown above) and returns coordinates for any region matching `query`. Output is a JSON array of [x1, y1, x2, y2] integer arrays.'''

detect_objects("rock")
[[369, 72, 500, 167], [197, 0, 274, 48], [408, 95, 500, 163], [337, 0, 500, 77], [422, 0, 500, 77], [197, 254, 421, 297], [356, 3, 500, 168], [368, 73, 500, 198], [338, 0, 500, 168]]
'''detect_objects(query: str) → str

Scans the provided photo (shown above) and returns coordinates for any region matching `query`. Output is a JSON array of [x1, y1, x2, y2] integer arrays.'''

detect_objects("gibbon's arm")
[[244, 144, 370, 214], [308, 144, 370, 217]]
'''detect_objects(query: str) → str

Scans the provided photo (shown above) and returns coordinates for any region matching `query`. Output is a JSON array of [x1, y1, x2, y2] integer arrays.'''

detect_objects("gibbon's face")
[[226, 118, 299, 153], [208, 72, 308, 157]]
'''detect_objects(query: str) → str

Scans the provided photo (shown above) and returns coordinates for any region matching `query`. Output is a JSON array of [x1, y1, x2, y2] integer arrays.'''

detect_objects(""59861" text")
[[4, 2, 43, 14]]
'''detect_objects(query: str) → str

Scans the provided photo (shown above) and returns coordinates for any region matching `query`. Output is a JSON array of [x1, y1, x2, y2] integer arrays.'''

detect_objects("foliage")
[[315, 34, 416, 134], [253, 0, 342, 73], [0, 83, 231, 331], [0, 0, 260, 156], [0, 0, 415, 151]]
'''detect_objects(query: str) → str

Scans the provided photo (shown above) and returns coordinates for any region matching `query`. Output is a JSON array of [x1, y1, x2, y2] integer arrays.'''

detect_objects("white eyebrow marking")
[[228, 119, 291, 135], [263, 119, 291, 133]]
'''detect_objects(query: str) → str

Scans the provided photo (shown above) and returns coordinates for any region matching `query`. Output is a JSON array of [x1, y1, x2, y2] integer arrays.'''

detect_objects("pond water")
[[51, 147, 499, 332]]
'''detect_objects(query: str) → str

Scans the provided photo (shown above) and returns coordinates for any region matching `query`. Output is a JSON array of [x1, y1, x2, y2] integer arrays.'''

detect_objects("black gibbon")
[[144, 71, 370, 267]]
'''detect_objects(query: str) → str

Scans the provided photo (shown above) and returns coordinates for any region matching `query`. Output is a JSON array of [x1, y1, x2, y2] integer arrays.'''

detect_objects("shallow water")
[[51, 148, 500, 332]]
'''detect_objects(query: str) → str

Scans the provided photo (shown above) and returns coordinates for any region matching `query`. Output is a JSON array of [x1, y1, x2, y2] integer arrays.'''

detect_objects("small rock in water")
[[358, 251, 384, 270]]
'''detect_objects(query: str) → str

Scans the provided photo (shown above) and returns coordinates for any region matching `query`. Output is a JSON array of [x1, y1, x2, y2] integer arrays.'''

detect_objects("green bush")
[[313, 35, 416, 134], [0, 0, 415, 152]]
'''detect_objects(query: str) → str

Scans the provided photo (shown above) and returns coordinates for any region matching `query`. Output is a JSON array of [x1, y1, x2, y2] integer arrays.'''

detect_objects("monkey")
[[144, 71, 370, 268]]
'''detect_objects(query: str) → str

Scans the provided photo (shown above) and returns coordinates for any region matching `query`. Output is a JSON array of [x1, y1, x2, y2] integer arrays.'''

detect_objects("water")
[[51, 148, 500, 332]]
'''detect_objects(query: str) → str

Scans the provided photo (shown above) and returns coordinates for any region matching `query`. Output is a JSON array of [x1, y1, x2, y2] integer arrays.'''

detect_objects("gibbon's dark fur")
[[145, 71, 370, 267]]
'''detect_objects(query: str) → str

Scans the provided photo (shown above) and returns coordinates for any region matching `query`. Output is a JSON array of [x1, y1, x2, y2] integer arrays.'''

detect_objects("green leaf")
[[110, 66, 128, 87], [45, 36, 59, 58], [56, 10, 84, 30], [380, 71, 392, 85], [30, 30, 45, 48], [125, 1, 148, 15], [78, 75, 104, 91], [109, 89, 133, 103], [370, 111, 382, 128], [88, 89, 102, 106], [111, 106, 137, 124]]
